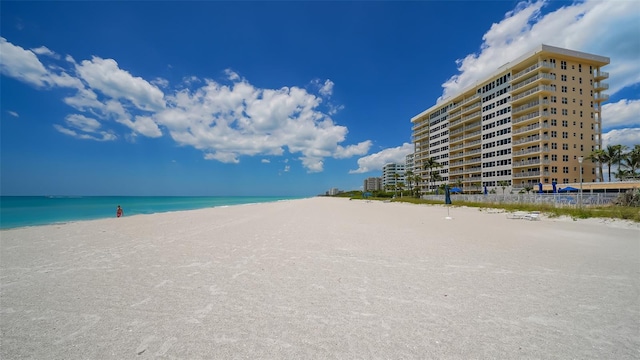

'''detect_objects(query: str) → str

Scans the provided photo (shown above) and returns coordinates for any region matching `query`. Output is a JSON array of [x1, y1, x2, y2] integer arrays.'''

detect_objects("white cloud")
[[284, 165, 290, 172], [261, 159, 270, 163], [65, 114, 101, 133], [350, 143, 413, 174], [602, 99, 640, 130], [602, 128, 640, 149], [8, 111, 19, 117], [440, 0, 640, 101], [31, 46, 59, 59], [313, 79, 334, 97], [54, 114, 116, 142], [75, 57, 166, 112], [157, 77, 366, 172], [0, 37, 50, 87]]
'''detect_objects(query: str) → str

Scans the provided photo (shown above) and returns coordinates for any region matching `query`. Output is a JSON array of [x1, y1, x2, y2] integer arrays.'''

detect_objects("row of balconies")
[[512, 122, 550, 135], [513, 134, 550, 146]]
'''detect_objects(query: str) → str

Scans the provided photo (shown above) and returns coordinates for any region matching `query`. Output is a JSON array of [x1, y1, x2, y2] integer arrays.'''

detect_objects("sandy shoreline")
[[1, 197, 638, 359]]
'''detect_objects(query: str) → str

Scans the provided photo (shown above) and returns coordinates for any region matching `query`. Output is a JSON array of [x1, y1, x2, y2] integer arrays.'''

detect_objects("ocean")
[[0, 196, 304, 229]]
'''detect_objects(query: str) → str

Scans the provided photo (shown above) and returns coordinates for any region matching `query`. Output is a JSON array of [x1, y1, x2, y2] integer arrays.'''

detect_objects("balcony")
[[513, 146, 549, 157], [463, 148, 482, 157], [463, 130, 481, 140], [464, 176, 482, 183], [594, 71, 609, 80], [450, 161, 464, 168], [464, 139, 482, 148], [450, 136, 464, 144], [511, 85, 555, 104], [465, 121, 481, 131], [463, 158, 481, 165], [512, 61, 556, 80], [511, 73, 555, 92], [463, 167, 482, 174], [513, 110, 548, 125], [512, 100, 548, 116], [513, 122, 542, 135], [461, 102, 481, 115], [450, 143, 464, 151], [594, 93, 609, 102], [450, 152, 464, 160], [513, 134, 542, 146], [594, 82, 609, 91], [461, 110, 481, 122], [461, 93, 480, 105], [450, 128, 464, 136], [512, 158, 545, 168], [513, 171, 541, 178], [450, 169, 464, 175], [449, 117, 465, 129]]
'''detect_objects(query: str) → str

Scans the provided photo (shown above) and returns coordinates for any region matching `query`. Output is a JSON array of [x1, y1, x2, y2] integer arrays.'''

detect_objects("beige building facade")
[[411, 44, 609, 193]]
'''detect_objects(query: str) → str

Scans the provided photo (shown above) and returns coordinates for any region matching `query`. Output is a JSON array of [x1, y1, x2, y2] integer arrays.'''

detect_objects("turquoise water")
[[0, 196, 303, 229]]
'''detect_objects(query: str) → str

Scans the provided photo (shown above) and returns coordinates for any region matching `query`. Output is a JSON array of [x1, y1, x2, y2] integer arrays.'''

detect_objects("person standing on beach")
[[116, 205, 123, 218]]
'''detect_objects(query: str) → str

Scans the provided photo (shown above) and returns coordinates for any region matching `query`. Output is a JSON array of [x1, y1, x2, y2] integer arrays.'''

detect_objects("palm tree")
[[587, 148, 607, 182], [405, 170, 414, 196], [412, 174, 422, 198], [613, 145, 629, 181], [396, 182, 405, 197], [620, 145, 640, 180], [498, 180, 509, 195], [423, 157, 442, 193], [393, 173, 400, 197], [604, 144, 628, 181]]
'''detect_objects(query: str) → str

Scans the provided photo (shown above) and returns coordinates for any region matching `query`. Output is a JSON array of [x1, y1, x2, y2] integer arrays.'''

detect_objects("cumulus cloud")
[[1, 37, 366, 172], [602, 128, 640, 149], [602, 99, 640, 130], [74, 57, 166, 112], [350, 143, 414, 174], [440, 0, 640, 100]]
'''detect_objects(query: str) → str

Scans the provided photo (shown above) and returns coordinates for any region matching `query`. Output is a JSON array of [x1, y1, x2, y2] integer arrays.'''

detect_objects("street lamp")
[[578, 156, 584, 208]]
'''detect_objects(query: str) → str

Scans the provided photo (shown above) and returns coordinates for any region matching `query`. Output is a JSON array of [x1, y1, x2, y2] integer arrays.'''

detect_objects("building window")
[[551, 131, 557, 138], [562, 97, 568, 104], [562, 132, 568, 138], [563, 166, 569, 173], [562, 144, 569, 150], [561, 86, 567, 93], [551, 119, 557, 126], [562, 120, 568, 127], [552, 154, 557, 161], [563, 155, 569, 162], [551, 142, 557, 149], [552, 166, 558, 173], [561, 61, 567, 70], [562, 109, 568, 116], [561, 75, 567, 81]]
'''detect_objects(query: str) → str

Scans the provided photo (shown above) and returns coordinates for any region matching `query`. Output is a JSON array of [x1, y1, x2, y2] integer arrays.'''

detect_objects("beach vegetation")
[[351, 193, 640, 222]]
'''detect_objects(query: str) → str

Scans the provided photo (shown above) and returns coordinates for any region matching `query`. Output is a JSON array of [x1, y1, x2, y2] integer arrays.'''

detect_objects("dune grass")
[[352, 196, 640, 222]]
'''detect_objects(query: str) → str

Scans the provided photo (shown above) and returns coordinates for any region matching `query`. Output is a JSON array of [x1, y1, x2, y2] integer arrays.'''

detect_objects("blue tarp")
[[450, 187, 462, 193], [558, 186, 579, 192]]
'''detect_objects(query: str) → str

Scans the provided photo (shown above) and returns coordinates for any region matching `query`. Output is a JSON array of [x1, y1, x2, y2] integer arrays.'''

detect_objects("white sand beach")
[[1, 197, 639, 359]]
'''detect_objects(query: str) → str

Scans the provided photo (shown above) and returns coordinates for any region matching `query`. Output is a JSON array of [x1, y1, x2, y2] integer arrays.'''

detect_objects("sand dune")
[[1, 197, 638, 359]]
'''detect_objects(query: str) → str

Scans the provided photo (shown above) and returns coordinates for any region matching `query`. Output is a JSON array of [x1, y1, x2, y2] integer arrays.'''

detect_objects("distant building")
[[328, 188, 340, 196], [405, 153, 415, 174], [363, 177, 382, 192], [382, 163, 406, 190]]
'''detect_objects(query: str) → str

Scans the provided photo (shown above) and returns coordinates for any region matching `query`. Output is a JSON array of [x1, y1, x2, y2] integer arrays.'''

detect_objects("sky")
[[1, 0, 639, 196]]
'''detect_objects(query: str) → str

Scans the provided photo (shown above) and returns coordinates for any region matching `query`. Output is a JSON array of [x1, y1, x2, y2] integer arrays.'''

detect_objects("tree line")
[[588, 144, 640, 182]]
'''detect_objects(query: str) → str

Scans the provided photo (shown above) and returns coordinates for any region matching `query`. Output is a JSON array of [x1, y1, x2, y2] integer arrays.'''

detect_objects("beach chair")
[[506, 211, 528, 219], [523, 211, 541, 221]]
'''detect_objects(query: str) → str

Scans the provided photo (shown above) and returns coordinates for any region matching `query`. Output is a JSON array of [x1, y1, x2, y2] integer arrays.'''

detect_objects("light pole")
[[578, 156, 584, 208]]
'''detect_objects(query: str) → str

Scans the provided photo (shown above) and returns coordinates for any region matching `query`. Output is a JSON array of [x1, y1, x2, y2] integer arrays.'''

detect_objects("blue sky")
[[1, 1, 639, 196]]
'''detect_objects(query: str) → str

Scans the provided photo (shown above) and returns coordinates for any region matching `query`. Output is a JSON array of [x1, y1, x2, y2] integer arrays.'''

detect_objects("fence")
[[421, 193, 620, 208]]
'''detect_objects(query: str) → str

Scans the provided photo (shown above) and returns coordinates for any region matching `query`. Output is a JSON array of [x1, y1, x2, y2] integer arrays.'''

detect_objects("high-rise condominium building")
[[382, 163, 405, 190], [411, 44, 609, 194]]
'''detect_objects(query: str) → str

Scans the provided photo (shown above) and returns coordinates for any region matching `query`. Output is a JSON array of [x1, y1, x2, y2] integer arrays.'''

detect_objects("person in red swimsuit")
[[116, 205, 123, 218]]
